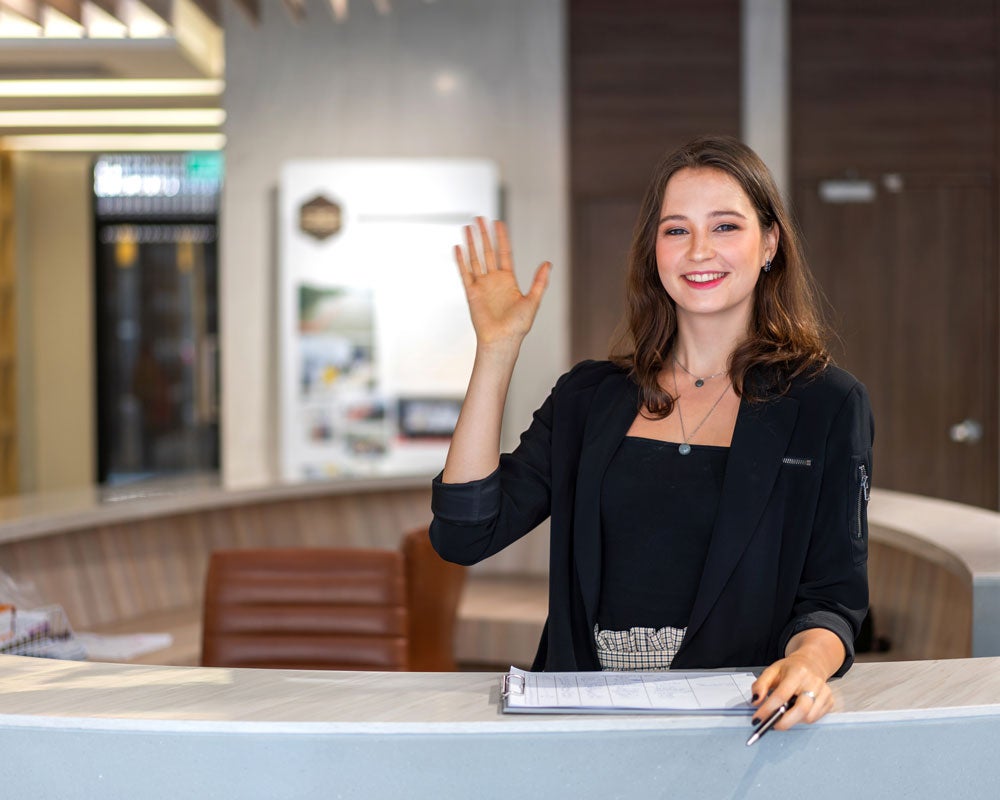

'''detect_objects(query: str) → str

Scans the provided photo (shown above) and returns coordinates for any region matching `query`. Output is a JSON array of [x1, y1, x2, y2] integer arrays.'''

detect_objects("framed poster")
[[279, 159, 498, 480]]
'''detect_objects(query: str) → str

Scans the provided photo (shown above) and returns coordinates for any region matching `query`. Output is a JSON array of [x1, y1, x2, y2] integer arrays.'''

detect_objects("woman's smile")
[[683, 271, 728, 287]]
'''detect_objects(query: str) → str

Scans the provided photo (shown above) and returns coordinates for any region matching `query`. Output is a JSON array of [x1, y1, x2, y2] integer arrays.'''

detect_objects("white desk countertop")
[[1, 654, 998, 735]]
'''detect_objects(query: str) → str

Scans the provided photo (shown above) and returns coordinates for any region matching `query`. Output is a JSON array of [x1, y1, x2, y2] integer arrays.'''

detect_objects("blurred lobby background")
[[2, 0, 997, 512]]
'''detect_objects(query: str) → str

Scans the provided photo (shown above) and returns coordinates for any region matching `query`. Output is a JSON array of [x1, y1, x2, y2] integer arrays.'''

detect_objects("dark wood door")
[[797, 173, 998, 508], [568, 0, 741, 362]]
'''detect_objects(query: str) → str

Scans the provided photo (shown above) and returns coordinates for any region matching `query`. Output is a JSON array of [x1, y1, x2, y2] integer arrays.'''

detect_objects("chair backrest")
[[201, 548, 408, 671], [402, 526, 466, 671]]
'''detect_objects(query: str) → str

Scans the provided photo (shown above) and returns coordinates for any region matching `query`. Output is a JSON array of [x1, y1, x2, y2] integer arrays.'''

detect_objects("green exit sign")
[[185, 152, 224, 182]]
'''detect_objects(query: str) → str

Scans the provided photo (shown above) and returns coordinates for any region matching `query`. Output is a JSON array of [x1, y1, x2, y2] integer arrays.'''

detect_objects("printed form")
[[502, 666, 756, 715]]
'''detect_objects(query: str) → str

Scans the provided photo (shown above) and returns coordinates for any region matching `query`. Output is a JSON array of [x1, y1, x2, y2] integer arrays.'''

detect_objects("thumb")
[[526, 261, 552, 306]]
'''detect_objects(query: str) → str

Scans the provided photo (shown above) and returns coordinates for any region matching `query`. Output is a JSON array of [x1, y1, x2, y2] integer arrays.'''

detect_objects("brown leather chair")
[[201, 548, 409, 670], [201, 528, 465, 671], [402, 526, 466, 671]]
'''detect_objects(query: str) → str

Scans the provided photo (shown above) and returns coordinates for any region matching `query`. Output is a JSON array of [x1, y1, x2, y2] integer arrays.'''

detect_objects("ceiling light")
[[0, 108, 226, 128], [0, 133, 226, 151], [0, 79, 224, 97]]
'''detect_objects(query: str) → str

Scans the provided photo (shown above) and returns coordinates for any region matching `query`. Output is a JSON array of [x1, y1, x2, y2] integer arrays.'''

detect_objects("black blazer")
[[431, 360, 874, 676]]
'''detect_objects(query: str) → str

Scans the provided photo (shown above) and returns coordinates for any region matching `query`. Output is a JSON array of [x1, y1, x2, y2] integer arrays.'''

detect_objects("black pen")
[[745, 695, 797, 746]]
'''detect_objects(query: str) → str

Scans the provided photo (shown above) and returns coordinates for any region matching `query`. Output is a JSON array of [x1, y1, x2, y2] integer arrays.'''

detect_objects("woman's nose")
[[688, 231, 715, 262]]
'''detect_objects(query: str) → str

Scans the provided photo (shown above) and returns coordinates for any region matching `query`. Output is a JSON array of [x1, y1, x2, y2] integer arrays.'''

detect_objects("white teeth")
[[686, 272, 725, 283]]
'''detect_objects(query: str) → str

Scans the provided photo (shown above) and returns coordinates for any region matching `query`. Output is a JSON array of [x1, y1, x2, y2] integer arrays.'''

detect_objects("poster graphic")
[[280, 159, 498, 480]]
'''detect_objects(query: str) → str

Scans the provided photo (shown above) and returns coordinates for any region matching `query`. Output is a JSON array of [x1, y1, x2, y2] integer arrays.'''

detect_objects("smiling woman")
[[430, 135, 874, 736]]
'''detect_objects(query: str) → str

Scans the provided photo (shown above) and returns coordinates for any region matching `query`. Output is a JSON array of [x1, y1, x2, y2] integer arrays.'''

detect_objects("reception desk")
[[0, 478, 997, 666], [0, 654, 998, 798]]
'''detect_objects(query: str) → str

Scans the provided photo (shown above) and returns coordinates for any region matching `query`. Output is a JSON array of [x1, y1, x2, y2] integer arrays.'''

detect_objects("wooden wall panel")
[[792, 0, 998, 177], [790, 0, 1000, 509], [569, 0, 741, 362]]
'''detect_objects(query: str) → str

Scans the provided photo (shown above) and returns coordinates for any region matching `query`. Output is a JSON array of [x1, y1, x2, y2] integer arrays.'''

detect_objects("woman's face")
[[655, 166, 778, 327]]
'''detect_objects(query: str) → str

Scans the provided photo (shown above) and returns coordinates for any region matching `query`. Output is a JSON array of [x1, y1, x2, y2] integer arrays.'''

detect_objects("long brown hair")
[[611, 135, 830, 417]]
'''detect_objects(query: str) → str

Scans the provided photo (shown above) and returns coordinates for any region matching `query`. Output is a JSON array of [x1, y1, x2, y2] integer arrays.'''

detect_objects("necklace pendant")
[[694, 379, 705, 388], [678, 443, 692, 456]]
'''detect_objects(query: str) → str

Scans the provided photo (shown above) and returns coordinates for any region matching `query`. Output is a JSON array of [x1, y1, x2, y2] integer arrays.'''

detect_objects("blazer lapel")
[[681, 390, 799, 647], [572, 371, 638, 625]]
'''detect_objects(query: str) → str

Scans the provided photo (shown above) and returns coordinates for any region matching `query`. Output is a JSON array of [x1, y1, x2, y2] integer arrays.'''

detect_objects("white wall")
[[742, 0, 789, 197], [220, 0, 569, 487]]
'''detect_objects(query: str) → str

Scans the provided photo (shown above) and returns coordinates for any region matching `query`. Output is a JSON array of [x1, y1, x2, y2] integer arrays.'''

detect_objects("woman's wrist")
[[784, 628, 846, 679]]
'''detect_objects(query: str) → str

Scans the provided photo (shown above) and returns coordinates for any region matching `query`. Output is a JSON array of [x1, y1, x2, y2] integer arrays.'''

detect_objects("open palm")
[[455, 218, 551, 347]]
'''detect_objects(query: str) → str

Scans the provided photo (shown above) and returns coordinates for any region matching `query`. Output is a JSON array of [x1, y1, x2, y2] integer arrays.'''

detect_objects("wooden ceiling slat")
[[188, 0, 221, 24], [45, 0, 83, 22], [0, 0, 42, 24], [138, 0, 171, 21], [228, 0, 257, 23], [86, 0, 125, 24]]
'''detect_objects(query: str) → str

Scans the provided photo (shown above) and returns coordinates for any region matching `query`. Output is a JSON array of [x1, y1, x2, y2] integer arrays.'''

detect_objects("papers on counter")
[[501, 666, 756, 715]]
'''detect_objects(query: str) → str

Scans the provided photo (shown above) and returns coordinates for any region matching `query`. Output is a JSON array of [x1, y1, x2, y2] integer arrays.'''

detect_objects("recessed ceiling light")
[[0, 109, 226, 128], [0, 132, 226, 151], [0, 79, 224, 98]]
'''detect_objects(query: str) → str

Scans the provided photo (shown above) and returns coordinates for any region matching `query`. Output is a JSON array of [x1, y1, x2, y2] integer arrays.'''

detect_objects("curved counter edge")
[[868, 488, 1000, 657], [0, 472, 435, 546], [1, 655, 999, 800]]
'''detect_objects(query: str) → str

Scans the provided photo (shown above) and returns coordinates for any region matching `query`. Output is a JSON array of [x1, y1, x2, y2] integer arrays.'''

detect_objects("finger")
[[774, 685, 829, 730], [752, 674, 797, 725], [495, 220, 513, 271], [774, 695, 811, 730], [803, 688, 834, 724], [750, 666, 781, 708], [464, 225, 483, 274], [476, 217, 497, 272], [454, 245, 474, 287], [526, 262, 551, 305]]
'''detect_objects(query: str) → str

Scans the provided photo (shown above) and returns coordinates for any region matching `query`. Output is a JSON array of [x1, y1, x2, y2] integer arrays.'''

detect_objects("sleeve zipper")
[[856, 463, 870, 538]]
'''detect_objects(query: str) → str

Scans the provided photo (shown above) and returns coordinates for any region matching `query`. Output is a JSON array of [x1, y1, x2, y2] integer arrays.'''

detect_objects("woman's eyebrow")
[[658, 209, 748, 224]]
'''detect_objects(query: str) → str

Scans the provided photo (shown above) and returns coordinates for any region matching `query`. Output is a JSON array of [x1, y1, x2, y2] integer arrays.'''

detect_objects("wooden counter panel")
[[0, 488, 431, 630], [868, 535, 972, 660]]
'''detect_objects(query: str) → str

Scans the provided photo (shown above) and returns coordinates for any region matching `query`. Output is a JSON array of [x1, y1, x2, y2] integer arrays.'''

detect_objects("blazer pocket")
[[848, 454, 872, 565]]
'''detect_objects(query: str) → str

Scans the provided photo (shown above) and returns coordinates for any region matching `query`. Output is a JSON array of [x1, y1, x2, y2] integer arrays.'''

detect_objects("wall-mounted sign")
[[299, 194, 343, 241], [818, 179, 876, 204], [280, 159, 498, 480]]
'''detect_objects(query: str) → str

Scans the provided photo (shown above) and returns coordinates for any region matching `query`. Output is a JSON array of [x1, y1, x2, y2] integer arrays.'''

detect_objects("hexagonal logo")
[[299, 195, 343, 241]]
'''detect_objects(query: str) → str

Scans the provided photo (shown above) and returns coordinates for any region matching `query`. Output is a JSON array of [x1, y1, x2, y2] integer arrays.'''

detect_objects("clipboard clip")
[[500, 673, 525, 697]]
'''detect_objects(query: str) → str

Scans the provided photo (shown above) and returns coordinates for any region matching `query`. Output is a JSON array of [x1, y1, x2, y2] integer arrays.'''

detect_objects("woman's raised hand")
[[455, 217, 551, 351]]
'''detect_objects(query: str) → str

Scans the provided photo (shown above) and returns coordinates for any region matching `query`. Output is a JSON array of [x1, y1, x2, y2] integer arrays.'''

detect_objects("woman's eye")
[[664, 227, 687, 236], [715, 223, 738, 232]]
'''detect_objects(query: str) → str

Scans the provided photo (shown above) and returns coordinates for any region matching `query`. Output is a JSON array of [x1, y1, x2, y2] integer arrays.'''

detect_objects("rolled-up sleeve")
[[429, 364, 579, 566], [431, 468, 502, 524]]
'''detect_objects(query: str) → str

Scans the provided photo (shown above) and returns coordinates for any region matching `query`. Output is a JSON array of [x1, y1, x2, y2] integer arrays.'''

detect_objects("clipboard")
[[500, 666, 757, 715]]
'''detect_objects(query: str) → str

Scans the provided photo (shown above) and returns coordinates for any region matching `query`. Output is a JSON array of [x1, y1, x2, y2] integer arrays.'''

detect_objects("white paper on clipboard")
[[500, 666, 757, 715]]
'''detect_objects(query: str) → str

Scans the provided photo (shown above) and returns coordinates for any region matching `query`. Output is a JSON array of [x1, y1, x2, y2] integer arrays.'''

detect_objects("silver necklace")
[[672, 361, 730, 456], [673, 356, 726, 388]]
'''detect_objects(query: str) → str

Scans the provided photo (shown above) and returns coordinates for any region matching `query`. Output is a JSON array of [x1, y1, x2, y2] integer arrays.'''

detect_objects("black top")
[[597, 437, 728, 631]]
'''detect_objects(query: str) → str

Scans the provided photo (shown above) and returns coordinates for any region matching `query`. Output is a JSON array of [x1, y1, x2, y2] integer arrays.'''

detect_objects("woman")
[[430, 135, 873, 731]]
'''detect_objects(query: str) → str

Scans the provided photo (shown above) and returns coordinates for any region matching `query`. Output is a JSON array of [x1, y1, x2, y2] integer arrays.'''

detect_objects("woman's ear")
[[764, 223, 780, 264]]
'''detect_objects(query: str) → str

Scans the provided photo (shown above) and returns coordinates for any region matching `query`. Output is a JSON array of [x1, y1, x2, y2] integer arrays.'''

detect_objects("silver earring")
[[762, 259, 772, 273]]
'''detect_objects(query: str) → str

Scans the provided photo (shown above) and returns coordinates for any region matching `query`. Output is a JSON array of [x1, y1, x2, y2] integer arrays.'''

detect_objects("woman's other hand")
[[749, 628, 845, 730], [455, 217, 551, 351]]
